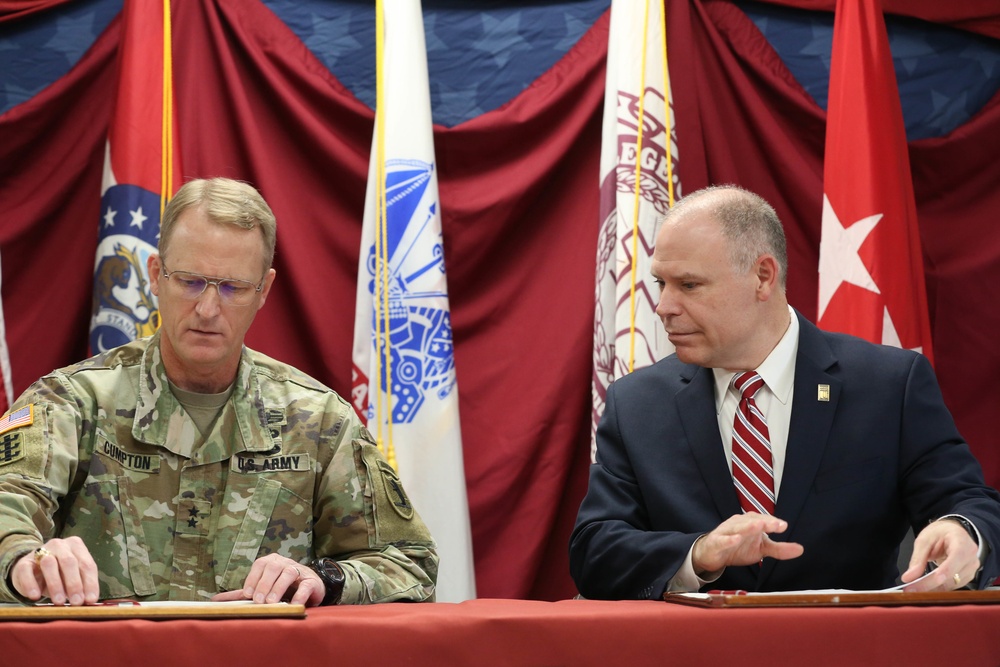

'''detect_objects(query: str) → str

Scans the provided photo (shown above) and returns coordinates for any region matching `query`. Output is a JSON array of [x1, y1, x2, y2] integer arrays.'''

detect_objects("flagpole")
[[160, 0, 174, 216], [660, 1, 675, 208], [373, 0, 397, 468]]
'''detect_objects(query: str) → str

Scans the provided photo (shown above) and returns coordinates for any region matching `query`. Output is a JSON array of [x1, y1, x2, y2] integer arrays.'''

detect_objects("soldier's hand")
[[211, 553, 326, 607], [11, 536, 100, 606]]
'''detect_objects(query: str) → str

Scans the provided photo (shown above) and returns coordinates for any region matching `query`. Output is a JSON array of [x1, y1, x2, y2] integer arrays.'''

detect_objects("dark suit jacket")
[[570, 312, 1000, 600]]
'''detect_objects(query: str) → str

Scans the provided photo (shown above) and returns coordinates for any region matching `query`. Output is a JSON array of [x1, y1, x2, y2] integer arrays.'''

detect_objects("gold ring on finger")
[[33, 547, 52, 565], [954, 572, 962, 587]]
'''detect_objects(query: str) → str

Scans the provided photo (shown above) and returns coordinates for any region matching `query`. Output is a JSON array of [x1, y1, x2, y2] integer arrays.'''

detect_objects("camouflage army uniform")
[[0, 332, 437, 603]]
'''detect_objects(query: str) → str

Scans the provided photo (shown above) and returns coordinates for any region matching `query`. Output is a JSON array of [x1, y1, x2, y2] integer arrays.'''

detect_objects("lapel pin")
[[817, 384, 830, 402]]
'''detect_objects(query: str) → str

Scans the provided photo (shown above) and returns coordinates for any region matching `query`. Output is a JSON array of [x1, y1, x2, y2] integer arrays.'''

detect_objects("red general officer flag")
[[90, 0, 182, 354], [817, 0, 933, 365]]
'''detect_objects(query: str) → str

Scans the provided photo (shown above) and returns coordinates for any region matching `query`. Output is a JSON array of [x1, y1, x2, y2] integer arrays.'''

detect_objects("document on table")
[[662, 572, 1000, 607], [721, 570, 939, 596]]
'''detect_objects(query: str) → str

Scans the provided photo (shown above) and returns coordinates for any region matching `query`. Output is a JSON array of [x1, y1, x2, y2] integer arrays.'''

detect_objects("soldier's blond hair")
[[159, 178, 277, 271]]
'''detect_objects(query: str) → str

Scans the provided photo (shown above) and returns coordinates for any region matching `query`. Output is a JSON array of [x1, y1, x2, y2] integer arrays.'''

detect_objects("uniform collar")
[[133, 332, 273, 459]]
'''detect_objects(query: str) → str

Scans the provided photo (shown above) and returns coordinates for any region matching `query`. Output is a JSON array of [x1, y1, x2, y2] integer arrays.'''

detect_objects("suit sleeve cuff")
[[938, 514, 987, 562], [937, 514, 990, 586], [665, 536, 724, 593]]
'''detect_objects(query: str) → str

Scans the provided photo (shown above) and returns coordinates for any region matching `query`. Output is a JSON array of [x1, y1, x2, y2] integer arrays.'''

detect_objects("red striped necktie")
[[731, 372, 775, 515]]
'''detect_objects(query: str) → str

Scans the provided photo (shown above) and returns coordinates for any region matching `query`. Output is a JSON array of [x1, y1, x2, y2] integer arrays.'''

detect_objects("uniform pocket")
[[218, 469, 313, 591], [219, 475, 281, 590], [64, 477, 155, 598], [116, 475, 155, 596]]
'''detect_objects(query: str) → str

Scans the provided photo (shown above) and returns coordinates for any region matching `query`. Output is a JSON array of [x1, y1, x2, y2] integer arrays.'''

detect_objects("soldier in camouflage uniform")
[[0, 178, 437, 606]]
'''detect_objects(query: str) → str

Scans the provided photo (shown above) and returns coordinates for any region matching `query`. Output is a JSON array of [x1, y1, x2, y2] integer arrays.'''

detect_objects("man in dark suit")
[[570, 185, 1000, 600]]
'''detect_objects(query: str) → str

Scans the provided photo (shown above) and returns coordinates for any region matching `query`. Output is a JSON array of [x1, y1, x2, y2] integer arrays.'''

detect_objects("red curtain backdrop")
[[1, 0, 999, 599], [0, 1, 73, 22]]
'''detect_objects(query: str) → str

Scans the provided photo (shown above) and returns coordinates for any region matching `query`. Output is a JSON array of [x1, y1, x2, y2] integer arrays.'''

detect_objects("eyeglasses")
[[161, 264, 265, 307]]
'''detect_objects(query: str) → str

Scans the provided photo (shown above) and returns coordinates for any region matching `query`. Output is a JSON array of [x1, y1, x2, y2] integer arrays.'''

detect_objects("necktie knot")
[[733, 371, 765, 401]]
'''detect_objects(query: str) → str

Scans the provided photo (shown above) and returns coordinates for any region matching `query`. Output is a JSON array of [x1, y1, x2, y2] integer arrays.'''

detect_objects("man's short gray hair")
[[663, 184, 787, 287]]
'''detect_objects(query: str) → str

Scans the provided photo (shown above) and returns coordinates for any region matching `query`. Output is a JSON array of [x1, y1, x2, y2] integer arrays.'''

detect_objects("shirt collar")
[[713, 305, 799, 412]]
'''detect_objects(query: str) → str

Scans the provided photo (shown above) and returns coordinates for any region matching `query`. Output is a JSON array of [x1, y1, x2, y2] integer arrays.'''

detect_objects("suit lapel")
[[676, 364, 742, 521]]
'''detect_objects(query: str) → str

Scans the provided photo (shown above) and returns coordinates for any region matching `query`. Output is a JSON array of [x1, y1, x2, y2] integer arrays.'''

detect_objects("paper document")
[[744, 570, 936, 596], [693, 570, 939, 599]]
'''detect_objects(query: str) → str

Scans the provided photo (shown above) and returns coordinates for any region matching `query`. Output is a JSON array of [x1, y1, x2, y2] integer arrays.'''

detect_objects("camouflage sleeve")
[[0, 376, 86, 602], [312, 400, 438, 604]]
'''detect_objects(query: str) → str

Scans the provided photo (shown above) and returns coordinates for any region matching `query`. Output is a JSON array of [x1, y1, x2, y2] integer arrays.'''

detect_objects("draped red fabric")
[[758, 0, 1000, 40], [434, 23, 607, 600], [0, 17, 117, 392], [908, 95, 1000, 480], [1, 0, 999, 601], [0, 0, 73, 22]]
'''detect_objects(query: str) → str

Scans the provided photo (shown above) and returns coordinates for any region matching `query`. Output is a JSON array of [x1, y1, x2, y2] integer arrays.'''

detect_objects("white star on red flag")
[[817, 194, 881, 321]]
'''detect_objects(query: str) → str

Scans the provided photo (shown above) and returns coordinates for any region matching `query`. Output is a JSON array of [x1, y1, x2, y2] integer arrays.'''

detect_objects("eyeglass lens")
[[171, 272, 257, 305]]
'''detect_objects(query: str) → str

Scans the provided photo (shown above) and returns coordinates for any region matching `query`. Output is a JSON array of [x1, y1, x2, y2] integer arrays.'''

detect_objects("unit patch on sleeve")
[[0, 404, 46, 478], [0, 431, 25, 467], [377, 459, 414, 521]]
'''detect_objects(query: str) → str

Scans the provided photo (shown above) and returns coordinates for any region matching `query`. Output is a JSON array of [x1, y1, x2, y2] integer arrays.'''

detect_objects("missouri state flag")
[[817, 0, 933, 363], [90, 0, 182, 353], [350, 0, 475, 602], [593, 0, 682, 458]]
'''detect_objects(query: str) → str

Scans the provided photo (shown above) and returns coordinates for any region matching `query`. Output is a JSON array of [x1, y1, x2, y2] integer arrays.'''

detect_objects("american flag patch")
[[0, 405, 33, 435]]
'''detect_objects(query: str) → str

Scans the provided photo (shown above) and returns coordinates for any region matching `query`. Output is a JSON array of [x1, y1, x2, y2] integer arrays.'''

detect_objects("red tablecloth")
[[3, 598, 999, 666]]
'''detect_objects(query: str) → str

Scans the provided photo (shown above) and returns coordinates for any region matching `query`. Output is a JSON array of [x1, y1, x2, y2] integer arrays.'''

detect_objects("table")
[[2, 598, 999, 666]]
